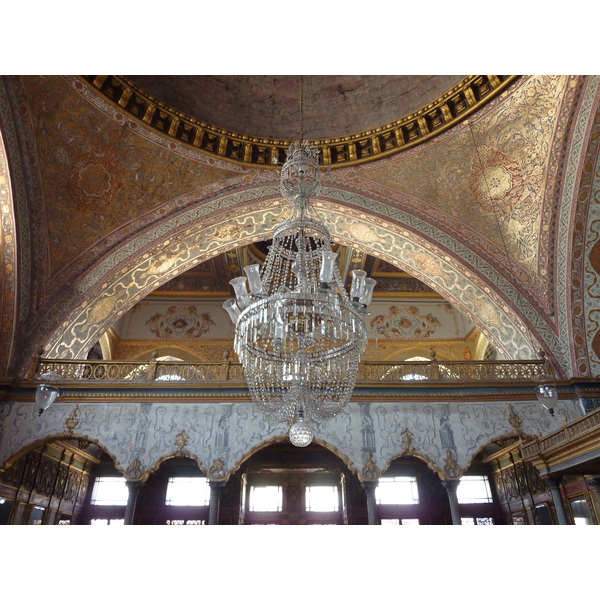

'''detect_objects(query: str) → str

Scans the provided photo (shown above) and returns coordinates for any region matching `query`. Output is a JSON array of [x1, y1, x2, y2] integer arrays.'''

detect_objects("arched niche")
[[375, 455, 453, 525], [223, 438, 367, 525], [132, 456, 209, 526]]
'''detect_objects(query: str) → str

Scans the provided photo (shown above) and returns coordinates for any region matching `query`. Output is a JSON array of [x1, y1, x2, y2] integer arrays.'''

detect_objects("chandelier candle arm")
[[229, 276, 251, 309], [360, 278, 377, 306], [350, 270, 367, 302], [244, 264, 265, 296], [319, 251, 339, 287], [223, 298, 242, 324]]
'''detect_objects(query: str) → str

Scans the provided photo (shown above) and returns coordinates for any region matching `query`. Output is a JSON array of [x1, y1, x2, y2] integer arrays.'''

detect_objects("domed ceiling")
[[87, 76, 516, 168], [125, 75, 465, 140]]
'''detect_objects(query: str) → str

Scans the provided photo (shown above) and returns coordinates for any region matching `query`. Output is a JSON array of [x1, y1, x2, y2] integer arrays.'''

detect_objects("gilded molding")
[[521, 407, 600, 471], [79, 76, 518, 169]]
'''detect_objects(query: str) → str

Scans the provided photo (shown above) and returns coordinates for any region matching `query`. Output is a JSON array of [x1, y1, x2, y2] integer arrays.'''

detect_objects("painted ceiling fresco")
[[20, 76, 242, 287], [1, 74, 598, 379], [352, 75, 572, 311]]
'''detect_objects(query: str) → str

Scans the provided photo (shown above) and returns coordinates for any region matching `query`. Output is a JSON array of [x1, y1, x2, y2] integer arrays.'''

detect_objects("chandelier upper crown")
[[280, 142, 321, 202]]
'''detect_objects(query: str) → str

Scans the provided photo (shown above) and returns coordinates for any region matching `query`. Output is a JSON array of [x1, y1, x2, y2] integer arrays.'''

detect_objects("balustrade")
[[35, 357, 548, 384]]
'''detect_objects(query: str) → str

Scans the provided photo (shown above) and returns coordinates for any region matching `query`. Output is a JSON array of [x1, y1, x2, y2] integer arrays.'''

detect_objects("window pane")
[[165, 477, 210, 506], [90, 518, 124, 525], [381, 519, 400, 525], [457, 476, 493, 504], [401, 519, 420, 526], [305, 486, 339, 512], [0, 497, 14, 525], [535, 503, 553, 525], [29, 506, 45, 525], [91, 477, 128, 506], [376, 476, 419, 504], [249, 486, 282, 512], [512, 513, 525, 525], [461, 517, 475, 525], [476, 517, 494, 525], [570, 497, 594, 525]]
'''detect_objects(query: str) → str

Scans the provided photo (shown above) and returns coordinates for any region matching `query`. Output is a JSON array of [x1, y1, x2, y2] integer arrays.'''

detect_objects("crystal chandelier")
[[223, 142, 375, 446]]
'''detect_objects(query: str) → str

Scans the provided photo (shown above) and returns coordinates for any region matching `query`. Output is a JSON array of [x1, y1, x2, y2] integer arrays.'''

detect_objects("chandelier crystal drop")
[[223, 142, 375, 445]]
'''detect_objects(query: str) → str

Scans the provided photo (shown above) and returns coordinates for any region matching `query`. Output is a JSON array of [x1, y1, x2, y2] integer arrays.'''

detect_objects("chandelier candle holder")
[[223, 142, 374, 446]]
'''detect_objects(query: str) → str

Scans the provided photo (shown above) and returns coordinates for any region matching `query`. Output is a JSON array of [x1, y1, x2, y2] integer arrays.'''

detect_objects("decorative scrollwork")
[[38, 358, 547, 383]]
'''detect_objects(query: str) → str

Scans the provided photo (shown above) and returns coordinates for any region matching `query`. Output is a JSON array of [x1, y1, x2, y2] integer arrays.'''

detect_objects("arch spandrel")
[[35, 184, 545, 367]]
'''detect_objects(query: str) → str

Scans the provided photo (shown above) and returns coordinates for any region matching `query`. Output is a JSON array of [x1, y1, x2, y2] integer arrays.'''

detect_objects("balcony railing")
[[32, 356, 549, 385], [521, 407, 600, 459]]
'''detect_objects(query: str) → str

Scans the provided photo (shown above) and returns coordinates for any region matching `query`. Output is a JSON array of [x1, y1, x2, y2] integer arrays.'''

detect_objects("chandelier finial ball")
[[289, 421, 314, 447]]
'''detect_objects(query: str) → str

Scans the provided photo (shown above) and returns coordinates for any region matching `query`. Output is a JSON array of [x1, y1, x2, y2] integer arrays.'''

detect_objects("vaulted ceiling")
[[0, 75, 598, 379]]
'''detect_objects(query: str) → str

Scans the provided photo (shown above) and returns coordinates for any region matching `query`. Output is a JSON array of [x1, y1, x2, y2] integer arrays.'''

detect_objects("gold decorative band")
[[80, 75, 519, 168]]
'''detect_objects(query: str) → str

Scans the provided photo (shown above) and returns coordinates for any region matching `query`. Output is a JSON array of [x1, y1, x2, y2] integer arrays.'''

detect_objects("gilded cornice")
[[80, 76, 518, 168], [521, 407, 600, 473], [1, 377, 592, 404]]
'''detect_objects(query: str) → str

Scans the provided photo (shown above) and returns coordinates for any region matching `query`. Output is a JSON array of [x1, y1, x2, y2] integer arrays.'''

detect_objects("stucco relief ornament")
[[443, 449, 463, 479], [209, 458, 226, 480], [65, 405, 79, 433], [175, 430, 189, 452], [400, 428, 416, 455], [508, 404, 523, 432], [145, 306, 216, 339], [361, 451, 381, 481], [126, 458, 145, 480]]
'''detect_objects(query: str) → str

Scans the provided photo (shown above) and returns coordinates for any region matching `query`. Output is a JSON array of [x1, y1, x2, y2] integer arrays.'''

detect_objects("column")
[[441, 480, 462, 525], [361, 481, 378, 525], [547, 477, 570, 525], [124, 480, 143, 525], [208, 481, 226, 525]]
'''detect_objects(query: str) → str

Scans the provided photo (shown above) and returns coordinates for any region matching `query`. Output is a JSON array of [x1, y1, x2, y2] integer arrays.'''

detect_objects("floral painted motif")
[[468, 146, 525, 216], [145, 306, 216, 339], [370, 305, 441, 339]]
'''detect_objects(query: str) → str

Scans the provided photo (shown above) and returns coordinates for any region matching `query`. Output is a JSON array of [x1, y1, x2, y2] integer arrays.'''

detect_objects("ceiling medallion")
[[222, 142, 375, 445], [80, 76, 519, 168]]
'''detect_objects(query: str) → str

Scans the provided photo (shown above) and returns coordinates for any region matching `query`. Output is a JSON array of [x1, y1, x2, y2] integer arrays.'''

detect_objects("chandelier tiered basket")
[[223, 143, 375, 446]]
